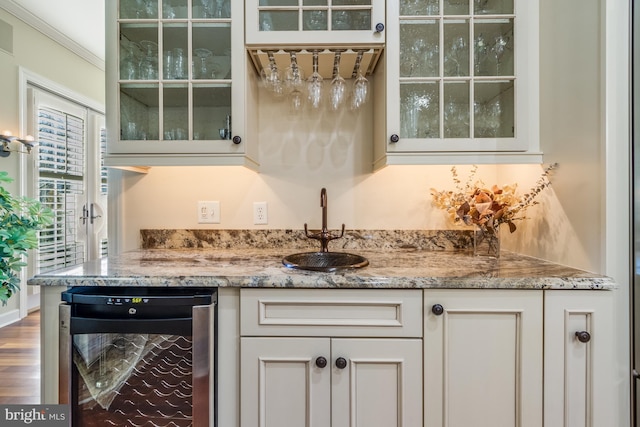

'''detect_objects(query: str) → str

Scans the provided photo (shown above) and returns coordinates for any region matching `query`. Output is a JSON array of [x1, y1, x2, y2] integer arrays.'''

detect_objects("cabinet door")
[[331, 338, 423, 427], [240, 337, 331, 427], [544, 290, 616, 427], [105, 0, 258, 168], [245, 0, 386, 46], [376, 0, 541, 167], [424, 289, 543, 427]]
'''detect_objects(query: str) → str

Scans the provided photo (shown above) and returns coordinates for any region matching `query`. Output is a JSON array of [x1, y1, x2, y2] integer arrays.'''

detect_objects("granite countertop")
[[27, 229, 616, 290]]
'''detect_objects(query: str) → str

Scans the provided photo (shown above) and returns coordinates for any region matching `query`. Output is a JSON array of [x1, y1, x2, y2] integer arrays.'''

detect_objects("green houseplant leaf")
[[0, 171, 52, 306]]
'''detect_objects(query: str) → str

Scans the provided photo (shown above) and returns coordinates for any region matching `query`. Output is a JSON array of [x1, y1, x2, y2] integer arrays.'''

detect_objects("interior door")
[[25, 87, 107, 305]]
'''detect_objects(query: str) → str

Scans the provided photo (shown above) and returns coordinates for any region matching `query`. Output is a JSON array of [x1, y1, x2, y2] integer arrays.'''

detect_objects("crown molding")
[[0, 0, 105, 71]]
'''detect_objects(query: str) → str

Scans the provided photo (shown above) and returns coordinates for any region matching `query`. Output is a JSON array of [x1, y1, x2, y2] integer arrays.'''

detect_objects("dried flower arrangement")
[[430, 163, 558, 235]]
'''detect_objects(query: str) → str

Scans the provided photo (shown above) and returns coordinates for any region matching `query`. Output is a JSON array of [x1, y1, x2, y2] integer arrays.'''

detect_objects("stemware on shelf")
[[492, 34, 510, 75], [194, 48, 213, 79], [446, 35, 468, 76], [306, 51, 324, 109], [474, 33, 488, 75], [329, 51, 347, 111]]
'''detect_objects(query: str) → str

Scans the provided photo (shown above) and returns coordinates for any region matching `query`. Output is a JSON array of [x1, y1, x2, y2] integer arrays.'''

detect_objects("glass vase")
[[473, 224, 500, 258]]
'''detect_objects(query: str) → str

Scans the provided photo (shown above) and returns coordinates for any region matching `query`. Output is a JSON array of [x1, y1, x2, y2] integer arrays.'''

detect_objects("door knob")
[[390, 134, 399, 143], [315, 356, 327, 368], [335, 357, 347, 369], [575, 331, 591, 343], [432, 304, 444, 315]]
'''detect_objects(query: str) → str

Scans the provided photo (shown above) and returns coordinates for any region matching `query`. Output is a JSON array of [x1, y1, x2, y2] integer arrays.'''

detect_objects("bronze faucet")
[[304, 188, 345, 252]]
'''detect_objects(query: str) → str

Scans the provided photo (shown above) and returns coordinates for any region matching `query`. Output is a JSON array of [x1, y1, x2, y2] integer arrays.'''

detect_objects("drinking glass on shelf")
[[492, 34, 510, 75], [305, 10, 326, 30], [172, 48, 187, 79], [474, 0, 490, 14], [139, 40, 158, 80], [120, 41, 141, 80], [474, 33, 488, 75], [260, 12, 274, 31], [200, 0, 214, 18], [446, 36, 468, 76], [193, 48, 212, 79], [163, 50, 174, 79], [332, 11, 351, 30]]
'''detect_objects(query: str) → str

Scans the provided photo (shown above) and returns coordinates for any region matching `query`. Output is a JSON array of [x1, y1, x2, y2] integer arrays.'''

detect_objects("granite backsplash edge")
[[141, 229, 474, 251]]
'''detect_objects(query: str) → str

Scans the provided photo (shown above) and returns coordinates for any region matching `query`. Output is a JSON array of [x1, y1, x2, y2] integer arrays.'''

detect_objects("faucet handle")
[[328, 224, 345, 240]]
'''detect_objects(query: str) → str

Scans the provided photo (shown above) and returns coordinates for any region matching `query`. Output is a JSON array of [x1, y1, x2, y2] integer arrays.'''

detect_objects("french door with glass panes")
[[28, 87, 108, 279]]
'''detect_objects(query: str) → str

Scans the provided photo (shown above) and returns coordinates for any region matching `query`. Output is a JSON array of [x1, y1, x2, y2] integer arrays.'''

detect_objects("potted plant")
[[0, 171, 52, 305]]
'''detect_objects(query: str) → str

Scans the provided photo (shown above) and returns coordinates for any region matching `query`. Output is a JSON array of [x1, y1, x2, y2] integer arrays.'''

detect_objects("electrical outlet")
[[253, 202, 268, 224], [198, 201, 220, 224]]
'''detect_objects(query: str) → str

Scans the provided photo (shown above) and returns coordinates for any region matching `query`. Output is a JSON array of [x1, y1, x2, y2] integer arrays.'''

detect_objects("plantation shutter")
[[36, 105, 87, 273]]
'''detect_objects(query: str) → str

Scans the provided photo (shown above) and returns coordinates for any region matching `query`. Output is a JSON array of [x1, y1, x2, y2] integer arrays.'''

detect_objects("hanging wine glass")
[[306, 50, 324, 109], [285, 51, 305, 114], [330, 50, 347, 111], [350, 50, 369, 110], [261, 51, 284, 98]]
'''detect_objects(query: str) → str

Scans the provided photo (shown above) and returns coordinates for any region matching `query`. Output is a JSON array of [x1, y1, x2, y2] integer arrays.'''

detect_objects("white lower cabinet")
[[237, 288, 617, 427], [240, 337, 423, 427], [239, 288, 424, 427], [544, 290, 616, 427], [423, 289, 543, 427]]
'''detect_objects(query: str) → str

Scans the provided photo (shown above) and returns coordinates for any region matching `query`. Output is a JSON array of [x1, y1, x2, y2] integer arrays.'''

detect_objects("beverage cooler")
[[58, 287, 217, 427]]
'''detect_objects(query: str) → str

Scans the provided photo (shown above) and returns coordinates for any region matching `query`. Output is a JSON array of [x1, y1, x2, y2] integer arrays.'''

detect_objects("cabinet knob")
[[375, 23, 385, 33], [232, 135, 242, 144], [315, 356, 328, 368], [390, 134, 399, 143], [431, 304, 444, 315], [335, 357, 347, 369], [575, 331, 591, 343]]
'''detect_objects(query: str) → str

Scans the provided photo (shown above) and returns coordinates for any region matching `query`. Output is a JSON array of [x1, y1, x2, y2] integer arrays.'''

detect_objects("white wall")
[[0, 8, 104, 319]]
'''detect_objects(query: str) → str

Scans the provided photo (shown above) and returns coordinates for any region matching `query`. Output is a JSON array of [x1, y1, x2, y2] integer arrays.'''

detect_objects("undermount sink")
[[282, 251, 369, 272]]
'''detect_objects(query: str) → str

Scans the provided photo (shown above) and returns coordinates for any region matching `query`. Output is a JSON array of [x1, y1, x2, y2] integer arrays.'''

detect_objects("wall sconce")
[[0, 130, 38, 157]]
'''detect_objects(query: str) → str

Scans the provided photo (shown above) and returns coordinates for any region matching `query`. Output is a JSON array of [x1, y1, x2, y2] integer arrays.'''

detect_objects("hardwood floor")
[[0, 311, 40, 404]]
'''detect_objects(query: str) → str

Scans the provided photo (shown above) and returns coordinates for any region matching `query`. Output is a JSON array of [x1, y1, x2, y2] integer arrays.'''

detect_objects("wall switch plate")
[[198, 201, 220, 224], [253, 202, 268, 224]]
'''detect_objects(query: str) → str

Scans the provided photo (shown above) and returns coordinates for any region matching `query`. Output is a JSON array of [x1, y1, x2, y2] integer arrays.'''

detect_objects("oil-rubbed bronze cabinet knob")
[[232, 135, 242, 144], [432, 304, 444, 315], [335, 357, 347, 369], [575, 331, 591, 343], [315, 356, 327, 368], [375, 23, 385, 33], [390, 134, 399, 143]]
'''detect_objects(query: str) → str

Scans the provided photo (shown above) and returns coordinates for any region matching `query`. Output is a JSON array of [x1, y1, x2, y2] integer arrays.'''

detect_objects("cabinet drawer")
[[240, 289, 423, 337]]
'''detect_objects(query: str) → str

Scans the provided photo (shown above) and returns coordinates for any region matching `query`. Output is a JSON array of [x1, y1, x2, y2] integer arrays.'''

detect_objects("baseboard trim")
[[0, 308, 20, 328]]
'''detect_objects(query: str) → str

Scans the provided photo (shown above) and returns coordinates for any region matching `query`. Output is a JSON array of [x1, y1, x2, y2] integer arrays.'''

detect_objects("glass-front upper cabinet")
[[105, 0, 258, 169], [375, 0, 540, 167], [245, 0, 386, 46]]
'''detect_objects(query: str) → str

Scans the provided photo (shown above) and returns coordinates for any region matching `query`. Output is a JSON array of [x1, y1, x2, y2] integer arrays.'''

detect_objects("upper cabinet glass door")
[[116, 0, 234, 148], [385, 0, 536, 155], [245, 0, 386, 46]]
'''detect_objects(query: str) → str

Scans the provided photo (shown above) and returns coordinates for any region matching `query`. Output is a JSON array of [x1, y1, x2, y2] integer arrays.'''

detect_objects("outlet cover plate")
[[253, 201, 268, 224], [198, 201, 220, 224]]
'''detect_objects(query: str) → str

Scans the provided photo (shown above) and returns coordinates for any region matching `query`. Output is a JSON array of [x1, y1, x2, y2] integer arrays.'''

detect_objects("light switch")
[[197, 201, 220, 224]]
